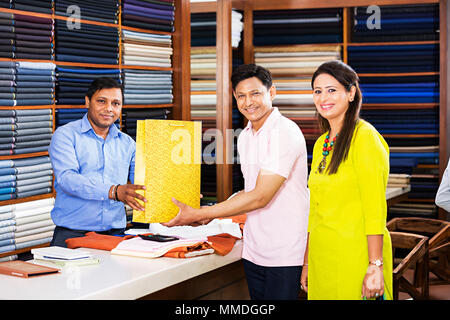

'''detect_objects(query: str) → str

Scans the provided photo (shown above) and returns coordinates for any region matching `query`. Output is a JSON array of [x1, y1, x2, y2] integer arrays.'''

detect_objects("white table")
[[0, 240, 243, 300]]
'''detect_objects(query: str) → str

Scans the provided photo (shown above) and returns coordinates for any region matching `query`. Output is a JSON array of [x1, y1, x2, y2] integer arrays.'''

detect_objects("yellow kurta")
[[307, 119, 393, 300]]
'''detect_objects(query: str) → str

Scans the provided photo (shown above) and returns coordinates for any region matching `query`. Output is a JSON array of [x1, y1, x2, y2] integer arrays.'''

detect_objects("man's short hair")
[[85, 77, 124, 102], [231, 64, 273, 91]]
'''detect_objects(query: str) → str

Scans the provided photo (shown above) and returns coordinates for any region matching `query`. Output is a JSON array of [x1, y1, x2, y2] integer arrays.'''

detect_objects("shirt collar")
[[80, 113, 121, 138], [244, 107, 281, 135]]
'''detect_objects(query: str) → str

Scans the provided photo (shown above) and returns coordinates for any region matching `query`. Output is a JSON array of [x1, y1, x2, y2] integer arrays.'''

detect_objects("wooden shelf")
[[0, 192, 54, 207], [121, 25, 172, 36], [0, 242, 50, 259], [0, 151, 49, 161], [0, 105, 54, 110]]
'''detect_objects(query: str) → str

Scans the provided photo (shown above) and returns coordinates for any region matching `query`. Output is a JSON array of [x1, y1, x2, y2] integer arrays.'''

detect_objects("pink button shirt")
[[237, 107, 309, 267]]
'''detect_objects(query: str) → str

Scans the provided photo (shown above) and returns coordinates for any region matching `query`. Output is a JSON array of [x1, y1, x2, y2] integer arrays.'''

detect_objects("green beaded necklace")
[[317, 133, 338, 174]]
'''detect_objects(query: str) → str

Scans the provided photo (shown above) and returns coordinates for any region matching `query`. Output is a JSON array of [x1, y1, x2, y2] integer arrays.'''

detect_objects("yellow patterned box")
[[133, 119, 202, 223]]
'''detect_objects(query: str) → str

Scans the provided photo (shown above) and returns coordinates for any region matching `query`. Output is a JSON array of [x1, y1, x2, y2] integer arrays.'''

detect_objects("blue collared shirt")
[[49, 114, 135, 231]]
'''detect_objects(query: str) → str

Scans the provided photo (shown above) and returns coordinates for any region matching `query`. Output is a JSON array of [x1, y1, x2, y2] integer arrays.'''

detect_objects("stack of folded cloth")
[[0, 156, 53, 201], [55, 108, 86, 128], [55, 66, 121, 105], [0, 0, 10, 8], [121, 0, 175, 33], [55, 19, 119, 65], [0, 61, 56, 107], [55, 0, 119, 24], [254, 44, 341, 78], [359, 75, 439, 104], [15, 61, 55, 106], [353, 4, 439, 42], [0, 12, 54, 61], [0, 197, 55, 255], [122, 69, 173, 106], [387, 173, 411, 189], [0, 109, 53, 156], [347, 43, 439, 74], [121, 29, 172, 68], [253, 8, 342, 46], [13, 0, 52, 14], [0, 12, 14, 59], [191, 10, 243, 48], [361, 108, 439, 167], [121, 108, 169, 140]]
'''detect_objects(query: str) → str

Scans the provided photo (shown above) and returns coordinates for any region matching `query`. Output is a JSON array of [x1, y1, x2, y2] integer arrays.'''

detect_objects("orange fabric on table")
[[65, 232, 135, 251]]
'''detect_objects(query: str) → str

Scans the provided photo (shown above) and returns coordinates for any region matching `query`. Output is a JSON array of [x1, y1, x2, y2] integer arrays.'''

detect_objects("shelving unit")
[[0, 0, 191, 259]]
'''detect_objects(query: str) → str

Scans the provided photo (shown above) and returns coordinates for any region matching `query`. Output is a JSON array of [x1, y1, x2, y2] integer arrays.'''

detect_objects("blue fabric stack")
[[347, 44, 439, 74], [0, 61, 55, 107], [353, 4, 439, 42], [0, 109, 53, 156], [54, 20, 119, 65], [0, 156, 53, 201], [253, 8, 342, 45], [55, 66, 121, 105], [55, 0, 119, 24]]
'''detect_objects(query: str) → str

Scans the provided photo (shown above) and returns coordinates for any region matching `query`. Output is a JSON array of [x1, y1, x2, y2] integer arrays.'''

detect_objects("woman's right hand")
[[300, 265, 308, 292]]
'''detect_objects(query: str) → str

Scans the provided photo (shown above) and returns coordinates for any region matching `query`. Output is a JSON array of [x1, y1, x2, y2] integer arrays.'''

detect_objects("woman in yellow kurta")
[[300, 61, 393, 300]]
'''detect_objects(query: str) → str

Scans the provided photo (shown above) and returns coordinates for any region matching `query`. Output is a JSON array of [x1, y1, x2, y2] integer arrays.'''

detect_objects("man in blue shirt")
[[49, 78, 147, 247]]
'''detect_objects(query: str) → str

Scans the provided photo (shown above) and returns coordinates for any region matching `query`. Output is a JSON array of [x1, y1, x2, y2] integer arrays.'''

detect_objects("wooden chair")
[[390, 231, 429, 300], [387, 218, 450, 284]]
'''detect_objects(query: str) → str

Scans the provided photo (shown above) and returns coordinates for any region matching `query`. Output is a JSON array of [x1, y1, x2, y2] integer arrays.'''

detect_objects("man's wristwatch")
[[369, 259, 383, 267]]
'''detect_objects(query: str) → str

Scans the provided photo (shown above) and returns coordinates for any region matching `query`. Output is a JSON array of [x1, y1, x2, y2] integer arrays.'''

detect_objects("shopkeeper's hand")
[[116, 184, 147, 211]]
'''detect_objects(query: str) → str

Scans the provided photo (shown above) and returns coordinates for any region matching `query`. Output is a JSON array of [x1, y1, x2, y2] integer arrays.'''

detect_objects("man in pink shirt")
[[165, 64, 309, 300]]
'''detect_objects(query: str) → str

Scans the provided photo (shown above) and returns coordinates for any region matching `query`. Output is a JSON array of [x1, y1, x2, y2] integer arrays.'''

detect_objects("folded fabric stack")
[[55, 66, 121, 105], [0, 61, 55, 107], [122, 29, 172, 68], [13, 0, 52, 14], [0, 197, 55, 255], [191, 10, 243, 48], [122, 69, 173, 106], [347, 43, 439, 74], [359, 75, 439, 104], [121, 108, 169, 140], [14, 61, 55, 106], [55, 20, 119, 65], [0, 156, 53, 201], [55, 108, 86, 128], [353, 4, 439, 42], [254, 44, 341, 78], [361, 108, 439, 161], [0, 0, 10, 8], [387, 174, 410, 188], [253, 8, 342, 46], [121, 0, 175, 33], [0, 12, 15, 59], [0, 109, 53, 156], [0, 12, 54, 61], [55, 0, 119, 24]]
